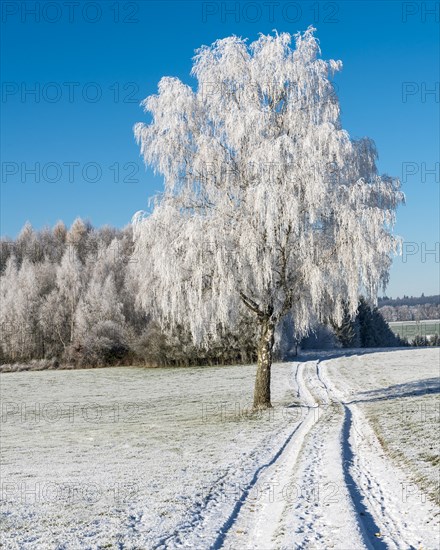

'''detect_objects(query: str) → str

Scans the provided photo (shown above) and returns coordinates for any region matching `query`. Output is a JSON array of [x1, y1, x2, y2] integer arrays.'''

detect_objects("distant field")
[[388, 319, 440, 338]]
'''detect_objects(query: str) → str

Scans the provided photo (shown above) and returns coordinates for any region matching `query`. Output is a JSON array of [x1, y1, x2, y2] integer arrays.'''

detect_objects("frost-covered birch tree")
[[132, 28, 404, 409]]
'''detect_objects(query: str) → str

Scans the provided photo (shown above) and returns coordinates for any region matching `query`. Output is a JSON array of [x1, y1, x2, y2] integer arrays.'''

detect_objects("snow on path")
[[274, 362, 367, 550], [319, 358, 438, 550], [222, 360, 366, 550], [220, 361, 331, 549], [220, 355, 438, 550], [161, 362, 317, 550]]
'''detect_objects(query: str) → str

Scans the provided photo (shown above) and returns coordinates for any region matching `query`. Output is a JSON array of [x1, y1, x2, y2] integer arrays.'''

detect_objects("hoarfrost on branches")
[[132, 27, 404, 352]]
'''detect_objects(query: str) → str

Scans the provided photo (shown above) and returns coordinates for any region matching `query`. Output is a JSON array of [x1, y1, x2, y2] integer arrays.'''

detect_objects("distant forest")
[[378, 295, 439, 322], [0, 221, 435, 372], [378, 295, 439, 307]]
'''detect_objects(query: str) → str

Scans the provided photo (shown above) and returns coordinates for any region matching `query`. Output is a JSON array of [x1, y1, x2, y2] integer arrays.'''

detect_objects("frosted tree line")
[[0, 219, 260, 369], [379, 302, 440, 322], [0, 219, 415, 371]]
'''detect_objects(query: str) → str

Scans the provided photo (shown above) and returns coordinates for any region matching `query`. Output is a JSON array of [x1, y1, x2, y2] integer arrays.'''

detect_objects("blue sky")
[[1, 1, 439, 297]]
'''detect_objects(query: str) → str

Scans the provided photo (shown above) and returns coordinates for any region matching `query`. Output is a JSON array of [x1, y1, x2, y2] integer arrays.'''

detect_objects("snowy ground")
[[1, 349, 439, 549]]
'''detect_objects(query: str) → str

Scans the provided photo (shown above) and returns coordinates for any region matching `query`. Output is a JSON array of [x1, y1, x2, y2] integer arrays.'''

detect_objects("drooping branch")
[[239, 291, 264, 318]]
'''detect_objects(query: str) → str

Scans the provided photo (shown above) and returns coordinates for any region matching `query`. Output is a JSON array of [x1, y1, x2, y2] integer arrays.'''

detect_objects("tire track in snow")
[[273, 362, 366, 550], [340, 405, 388, 550], [153, 356, 433, 549], [220, 361, 340, 550], [150, 363, 310, 550], [221, 357, 436, 550], [316, 361, 388, 548], [209, 416, 305, 549], [319, 361, 405, 549], [319, 359, 433, 550]]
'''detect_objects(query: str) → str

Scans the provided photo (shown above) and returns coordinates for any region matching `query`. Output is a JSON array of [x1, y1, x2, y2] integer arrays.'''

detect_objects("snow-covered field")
[[388, 320, 440, 338], [1, 349, 439, 549]]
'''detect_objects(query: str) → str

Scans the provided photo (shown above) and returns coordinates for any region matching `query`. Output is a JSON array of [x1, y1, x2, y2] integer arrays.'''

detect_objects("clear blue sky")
[[1, 1, 439, 297]]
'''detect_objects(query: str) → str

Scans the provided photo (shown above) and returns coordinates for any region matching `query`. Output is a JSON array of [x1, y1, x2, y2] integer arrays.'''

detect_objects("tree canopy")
[[132, 28, 404, 407]]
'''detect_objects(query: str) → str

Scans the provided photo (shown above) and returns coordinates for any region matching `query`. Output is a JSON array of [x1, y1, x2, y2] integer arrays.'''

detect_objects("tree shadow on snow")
[[284, 346, 431, 364], [346, 377, 440, 405]]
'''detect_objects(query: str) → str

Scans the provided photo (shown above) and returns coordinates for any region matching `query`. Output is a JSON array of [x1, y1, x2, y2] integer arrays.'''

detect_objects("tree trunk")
[[253, 318, 275, 409]]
